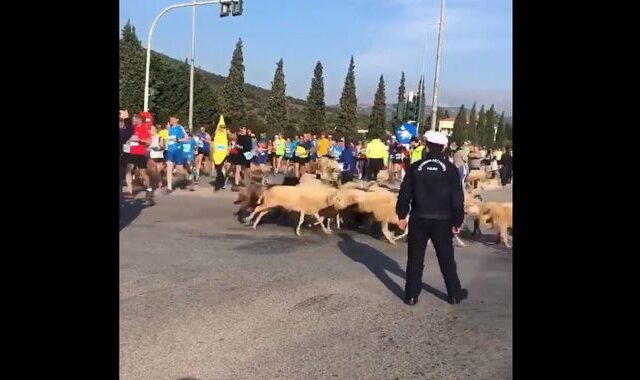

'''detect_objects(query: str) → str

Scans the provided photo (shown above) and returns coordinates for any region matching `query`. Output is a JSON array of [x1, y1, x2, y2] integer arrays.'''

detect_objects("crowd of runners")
[[119, 110, 513, 199]]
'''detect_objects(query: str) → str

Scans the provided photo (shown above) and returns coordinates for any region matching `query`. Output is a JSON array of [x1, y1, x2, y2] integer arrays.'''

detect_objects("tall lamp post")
[[143, 0, 243, 131], [429, 0, 446, 131]]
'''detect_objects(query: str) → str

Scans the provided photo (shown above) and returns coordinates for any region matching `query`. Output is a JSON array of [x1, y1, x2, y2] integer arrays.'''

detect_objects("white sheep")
[[244, 184, 338, 236]]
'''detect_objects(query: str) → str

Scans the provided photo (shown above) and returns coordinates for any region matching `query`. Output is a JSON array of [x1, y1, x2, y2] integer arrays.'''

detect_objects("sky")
[[120, 0, 512, 115]]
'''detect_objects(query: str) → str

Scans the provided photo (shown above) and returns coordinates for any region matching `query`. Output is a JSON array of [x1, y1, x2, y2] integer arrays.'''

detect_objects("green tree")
[[368, 74, 387, 139], [119, 20, 145, 113], [476, 105, 486, 146], [304, 61, 326, 135], [337, 56, 358, 138], [484, 104, 497, 146], [417, 76, 427, 129], [222, 38, 246, 127], [192, 71, 219, 129], [451, 104, 467, 145], [494, 111, 506, 148], [391, 71, 406, 129], [468, 102, 477, 144], [266, 58, 288, 136], [505, 121, 513, 146]]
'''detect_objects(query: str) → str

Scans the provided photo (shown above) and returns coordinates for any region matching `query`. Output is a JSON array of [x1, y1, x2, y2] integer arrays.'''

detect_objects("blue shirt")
[[331, 145, 344, 160], [255, 149, 268, 164], [339, 146, 356, 174], [167, 124, 186, 152], [285, 141, 297, 158], [182, 137, 195, 161]]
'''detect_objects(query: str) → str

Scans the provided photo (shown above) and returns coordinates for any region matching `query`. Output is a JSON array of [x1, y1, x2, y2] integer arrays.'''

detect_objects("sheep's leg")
[[244, 206, 263, 224], [325, 218, 332, 233], [252, 211, 269, 229], [381, 221, 396, 245], [314, 213, 331, 234], [500, 225, 512, 248], [313, 216, 325, 226], [336, 213, 341, 230], [296, 212, 305, 236]]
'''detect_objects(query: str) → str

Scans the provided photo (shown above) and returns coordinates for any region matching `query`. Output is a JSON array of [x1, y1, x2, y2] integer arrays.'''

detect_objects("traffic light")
[[220, 0, 242, 17], [220, 1, 231, 17]]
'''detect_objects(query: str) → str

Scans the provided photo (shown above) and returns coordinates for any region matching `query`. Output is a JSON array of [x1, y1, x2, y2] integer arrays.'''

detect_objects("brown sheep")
[[244, 184, 338, 236], [329, 188, 406, 244]]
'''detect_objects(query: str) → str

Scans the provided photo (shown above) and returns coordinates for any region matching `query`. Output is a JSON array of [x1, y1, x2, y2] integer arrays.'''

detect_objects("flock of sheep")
[[233, 157, 513, 248]]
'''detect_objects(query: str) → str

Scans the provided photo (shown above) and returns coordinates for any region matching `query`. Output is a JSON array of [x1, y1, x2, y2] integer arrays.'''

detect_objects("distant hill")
[[152, 51, 369, 133]]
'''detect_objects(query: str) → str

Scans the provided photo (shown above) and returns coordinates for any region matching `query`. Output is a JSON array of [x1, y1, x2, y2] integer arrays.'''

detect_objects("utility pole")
[[188, 0, 196, 133], [429, 0, 445, 131]]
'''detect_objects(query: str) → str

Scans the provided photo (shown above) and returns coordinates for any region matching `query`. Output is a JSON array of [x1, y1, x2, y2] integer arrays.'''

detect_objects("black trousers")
[[214, 160, 226, 190], [405, 218, 462, 299], [500, 165, 512, 186], [367, 158, 384, 181]]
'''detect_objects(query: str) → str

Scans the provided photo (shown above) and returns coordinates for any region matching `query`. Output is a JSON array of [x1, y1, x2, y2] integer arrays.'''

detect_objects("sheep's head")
[[331, 190, 361, 210]]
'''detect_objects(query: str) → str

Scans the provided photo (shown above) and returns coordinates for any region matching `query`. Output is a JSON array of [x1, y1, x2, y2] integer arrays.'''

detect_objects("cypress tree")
[[119, 20, 145, 113], [468, 102, 478, 144], [368, 74, 387, 139], [494, 111, 506, 148], [266, 58, 288, 136], [451, 104, 467, 145], [222, 38, 246, 126], [304, 61, 326, 135], [484, 104, 497, 146], [476, 105, 486, 147], [337, 56, 358, 138], [391, 71, 406, 129]]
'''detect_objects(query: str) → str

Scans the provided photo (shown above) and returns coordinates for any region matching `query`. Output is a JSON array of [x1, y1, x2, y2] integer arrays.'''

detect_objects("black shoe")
[[404, 297, 418, 306], [447, 288, 469, 304]]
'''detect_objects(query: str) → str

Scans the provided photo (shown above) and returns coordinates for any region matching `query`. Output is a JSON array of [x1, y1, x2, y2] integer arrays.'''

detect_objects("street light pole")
[[143, 0, 239, 112], [188, 0, 196, 133], [429, 0, 446, 131]]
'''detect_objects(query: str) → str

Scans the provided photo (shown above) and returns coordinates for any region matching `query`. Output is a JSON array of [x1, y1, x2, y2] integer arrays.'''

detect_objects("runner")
[[272, 134, 286, 173], [284, 137, 295, 174], [195, 126, 211, 181], [148, 124, 166, 191], [125, 113, 152, 199], [294, 134, 308, 178], [232, 126, 252, 191], [120, 110, 133, 182], [212, 116, 229, 191], [182, 132, 197, 187], [165, 116, 189, 193]]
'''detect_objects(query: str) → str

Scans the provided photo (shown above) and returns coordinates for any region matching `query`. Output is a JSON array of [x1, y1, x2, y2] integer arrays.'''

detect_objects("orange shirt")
[[317, 138, 330, 156]]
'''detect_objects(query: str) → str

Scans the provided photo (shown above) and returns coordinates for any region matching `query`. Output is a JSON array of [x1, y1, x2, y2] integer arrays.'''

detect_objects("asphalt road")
[[120, 181, 512, 379]]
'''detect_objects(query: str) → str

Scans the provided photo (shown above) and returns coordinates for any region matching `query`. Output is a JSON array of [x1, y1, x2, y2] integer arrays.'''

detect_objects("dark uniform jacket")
[[396, 151, 465, 227]]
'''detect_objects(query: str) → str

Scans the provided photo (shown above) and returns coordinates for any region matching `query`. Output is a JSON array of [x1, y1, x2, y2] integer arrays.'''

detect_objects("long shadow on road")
[[120, 198, 155, 232], [337, 232, 448, 303]]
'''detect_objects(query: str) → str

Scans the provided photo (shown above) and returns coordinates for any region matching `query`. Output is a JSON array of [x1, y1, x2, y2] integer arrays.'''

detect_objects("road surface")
[[120, 180, 512, 379]]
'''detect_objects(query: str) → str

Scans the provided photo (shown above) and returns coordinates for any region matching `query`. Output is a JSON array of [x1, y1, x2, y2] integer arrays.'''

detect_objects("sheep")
[[317, 156, 341, 185], [243, 184, 339, 236], [329, 188, 406, 244], [465, 201, 513, 248]]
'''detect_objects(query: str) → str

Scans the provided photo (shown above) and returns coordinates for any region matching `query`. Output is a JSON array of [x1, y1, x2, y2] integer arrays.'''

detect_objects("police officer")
[[396, 130, 469, 306]]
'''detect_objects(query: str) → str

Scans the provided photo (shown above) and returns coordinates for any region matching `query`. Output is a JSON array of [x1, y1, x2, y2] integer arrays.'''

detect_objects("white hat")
[[424, 130, 448, 146]]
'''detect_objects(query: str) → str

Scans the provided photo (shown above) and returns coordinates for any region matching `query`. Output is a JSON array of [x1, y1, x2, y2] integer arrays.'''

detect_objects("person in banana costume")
[[212, 115, 229, 191]]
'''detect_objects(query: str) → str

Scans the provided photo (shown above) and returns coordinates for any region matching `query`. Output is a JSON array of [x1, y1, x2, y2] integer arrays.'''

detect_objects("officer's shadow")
[[337, 233, 448, 302]]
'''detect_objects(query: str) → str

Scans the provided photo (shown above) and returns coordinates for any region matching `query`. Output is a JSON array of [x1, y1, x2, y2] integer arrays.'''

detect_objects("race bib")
[[215, 144, 225, 151], [338, 162, 344, 171], [183, 144, 191, 153], [243, 151, 254, 160], [130, 141, 139, 147]]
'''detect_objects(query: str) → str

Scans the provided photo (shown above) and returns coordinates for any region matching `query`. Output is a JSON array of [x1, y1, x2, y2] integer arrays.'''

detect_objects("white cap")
[[424, 130, 448, 146]]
